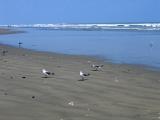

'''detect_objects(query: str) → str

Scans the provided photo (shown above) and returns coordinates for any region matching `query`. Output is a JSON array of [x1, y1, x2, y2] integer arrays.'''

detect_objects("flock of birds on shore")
[[42, 62, 104, 81], [2, 38, 155, 81], [23, 39, 154, 80], [3, 39, 155, 81], [1, 44, 104, 81], [1, 40, 155, 81]]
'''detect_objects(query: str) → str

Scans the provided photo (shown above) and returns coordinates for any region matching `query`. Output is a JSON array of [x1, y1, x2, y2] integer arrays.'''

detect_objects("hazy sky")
[[0, 0, 160, 24]]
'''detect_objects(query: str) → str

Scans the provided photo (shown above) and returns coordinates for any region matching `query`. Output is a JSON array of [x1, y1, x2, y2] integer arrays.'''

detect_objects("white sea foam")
[[1, 23, 160, 30]]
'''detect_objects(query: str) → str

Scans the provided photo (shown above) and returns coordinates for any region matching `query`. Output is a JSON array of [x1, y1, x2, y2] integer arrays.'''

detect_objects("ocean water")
[[0, 28, 160, 68]]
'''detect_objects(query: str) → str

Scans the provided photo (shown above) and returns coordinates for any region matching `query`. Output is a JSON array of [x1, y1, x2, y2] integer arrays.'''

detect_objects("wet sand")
[[0, 43, 160, 120], [0, 28, 24, 35]]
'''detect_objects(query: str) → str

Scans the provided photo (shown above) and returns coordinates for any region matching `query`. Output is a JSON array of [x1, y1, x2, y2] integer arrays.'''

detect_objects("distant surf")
[[1, 23, 160, 31]]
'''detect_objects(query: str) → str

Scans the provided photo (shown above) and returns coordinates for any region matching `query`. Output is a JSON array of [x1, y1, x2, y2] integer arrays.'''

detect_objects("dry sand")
[[0, 43, 160, 120]]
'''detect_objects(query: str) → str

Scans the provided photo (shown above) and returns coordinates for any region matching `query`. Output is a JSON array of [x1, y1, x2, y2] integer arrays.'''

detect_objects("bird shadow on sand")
[[91, 69, 103, 72], [91, 69, 99, 71], [41, 76, 53, 78], [78, 78, 88, 81]]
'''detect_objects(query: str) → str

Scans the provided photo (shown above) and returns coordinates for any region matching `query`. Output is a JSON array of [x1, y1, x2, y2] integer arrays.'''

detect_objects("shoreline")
[[0, 42, 160, 120], [1, 42, 160, 72], [1, 27, 160, 71], [0, 28, 25, 35]]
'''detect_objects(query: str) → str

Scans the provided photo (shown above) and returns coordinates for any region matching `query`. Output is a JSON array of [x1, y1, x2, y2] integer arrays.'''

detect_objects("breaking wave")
[[1, 23, 160, 31]]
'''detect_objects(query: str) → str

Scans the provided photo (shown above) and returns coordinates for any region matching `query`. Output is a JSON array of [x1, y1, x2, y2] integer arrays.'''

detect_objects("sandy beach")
[[0, 31, 160, 120]]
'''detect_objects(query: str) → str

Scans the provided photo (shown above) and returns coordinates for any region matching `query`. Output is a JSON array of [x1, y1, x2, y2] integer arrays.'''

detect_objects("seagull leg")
[[81, 76, 85, 81], [96, 67, 98, 71], [45, 75, 48, 78], [82, 76, 84, 80]]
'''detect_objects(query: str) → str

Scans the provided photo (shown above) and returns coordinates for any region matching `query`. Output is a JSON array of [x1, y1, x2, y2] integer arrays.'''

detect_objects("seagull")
[[42, 69, 54, 78], [18, 41, 23, 48], [80, 71, 90, 80], [2, 50, 8, 56], [91, 64, 104, 71]]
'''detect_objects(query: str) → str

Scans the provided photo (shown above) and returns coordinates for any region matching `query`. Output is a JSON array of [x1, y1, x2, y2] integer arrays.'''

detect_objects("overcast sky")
[[0, 0, 160, 24]]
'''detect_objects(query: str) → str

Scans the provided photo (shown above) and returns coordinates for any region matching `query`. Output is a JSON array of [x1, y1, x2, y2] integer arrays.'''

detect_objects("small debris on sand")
[[21, 76, 26, 79], [32, 96, 35, 99]]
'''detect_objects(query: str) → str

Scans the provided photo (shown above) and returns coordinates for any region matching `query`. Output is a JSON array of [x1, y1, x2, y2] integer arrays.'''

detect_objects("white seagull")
[[80, 71, 90, 80], [42, 69, 54, 78], [91, 64, 104, 71]]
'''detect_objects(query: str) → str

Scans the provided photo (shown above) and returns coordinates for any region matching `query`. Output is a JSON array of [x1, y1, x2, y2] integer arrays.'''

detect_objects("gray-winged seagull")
[[80, 71, 90, 80], [42, 69, 54, 78], [91, 64, 104, 71]]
